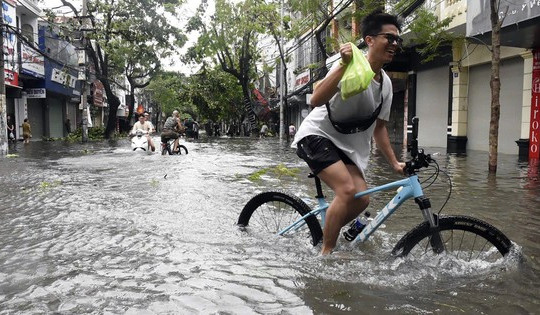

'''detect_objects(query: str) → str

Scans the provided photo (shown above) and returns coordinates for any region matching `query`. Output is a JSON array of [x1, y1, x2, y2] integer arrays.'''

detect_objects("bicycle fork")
[[415, 196, 444, 254]]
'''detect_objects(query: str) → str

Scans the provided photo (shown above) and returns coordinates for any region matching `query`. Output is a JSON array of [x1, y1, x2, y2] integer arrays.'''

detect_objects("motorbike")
[[130, 129, 152, 152]]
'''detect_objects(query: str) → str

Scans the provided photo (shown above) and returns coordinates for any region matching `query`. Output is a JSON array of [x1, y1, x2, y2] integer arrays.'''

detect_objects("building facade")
[[285, 0, 540, 160]]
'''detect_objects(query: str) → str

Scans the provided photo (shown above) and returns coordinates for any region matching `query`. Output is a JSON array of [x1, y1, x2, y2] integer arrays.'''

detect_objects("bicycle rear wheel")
[[392, 215, 512, 262], [238, 191, 323, 246]]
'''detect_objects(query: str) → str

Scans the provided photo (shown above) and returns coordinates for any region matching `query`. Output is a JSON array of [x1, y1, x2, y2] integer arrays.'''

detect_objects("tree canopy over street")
[[45, 0, 187, 138]]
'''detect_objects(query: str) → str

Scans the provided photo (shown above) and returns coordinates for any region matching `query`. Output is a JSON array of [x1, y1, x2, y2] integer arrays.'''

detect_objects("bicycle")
[[161, 138, 188, 155], [237, 118, 513, 261]]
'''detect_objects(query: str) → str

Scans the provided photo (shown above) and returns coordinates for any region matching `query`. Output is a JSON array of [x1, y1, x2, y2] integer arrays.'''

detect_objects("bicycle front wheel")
[[238, 191, 323, 246], [392, 215, 512, 262], [176, 145, 188, 155]]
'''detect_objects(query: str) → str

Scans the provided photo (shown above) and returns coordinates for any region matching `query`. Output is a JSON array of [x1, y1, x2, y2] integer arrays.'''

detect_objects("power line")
[[3, 23, 129, 91]]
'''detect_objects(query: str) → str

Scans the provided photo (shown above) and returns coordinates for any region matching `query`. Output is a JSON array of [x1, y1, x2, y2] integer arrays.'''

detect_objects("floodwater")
[[0, 135, 538, 314]]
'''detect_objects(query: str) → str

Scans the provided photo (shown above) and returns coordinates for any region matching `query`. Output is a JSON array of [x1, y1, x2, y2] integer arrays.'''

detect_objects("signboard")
[[26, 88, 46, 98], [92, 80, 105, 107], [2, 0, 18, 86], [51, 68, 77, 88], [294, 69, 310, 91], [529, 50, 540, 160], [467, 0, 540, 37], [21, 43, 45, 78]]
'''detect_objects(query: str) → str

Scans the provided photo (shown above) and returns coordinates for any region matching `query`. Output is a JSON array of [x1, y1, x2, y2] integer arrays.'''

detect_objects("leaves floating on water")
[[247, 164, 300, 181], [39, 180, 62, 191], [272, 163, 300, 179]]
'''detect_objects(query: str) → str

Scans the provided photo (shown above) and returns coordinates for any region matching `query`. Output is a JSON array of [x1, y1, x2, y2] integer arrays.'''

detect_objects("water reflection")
[[0, 137, 538, 313]]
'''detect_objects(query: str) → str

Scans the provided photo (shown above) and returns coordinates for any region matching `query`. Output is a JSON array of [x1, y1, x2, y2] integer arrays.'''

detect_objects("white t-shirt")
[[291, 66, 393, 175]]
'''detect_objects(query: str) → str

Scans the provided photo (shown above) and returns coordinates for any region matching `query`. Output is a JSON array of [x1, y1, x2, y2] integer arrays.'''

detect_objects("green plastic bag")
[[340, 42, 375, 100]]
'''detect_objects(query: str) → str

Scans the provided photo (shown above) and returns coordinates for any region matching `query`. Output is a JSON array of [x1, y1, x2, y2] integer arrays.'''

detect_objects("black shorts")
[[296, 135, 354, 175]]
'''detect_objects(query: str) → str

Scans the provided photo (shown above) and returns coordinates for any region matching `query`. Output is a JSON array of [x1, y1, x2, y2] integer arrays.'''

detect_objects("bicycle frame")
[[278, 174, 437, 244]]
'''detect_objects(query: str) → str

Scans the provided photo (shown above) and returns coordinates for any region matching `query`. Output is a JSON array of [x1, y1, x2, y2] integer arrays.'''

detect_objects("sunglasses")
[[374, 33, 403, 46]]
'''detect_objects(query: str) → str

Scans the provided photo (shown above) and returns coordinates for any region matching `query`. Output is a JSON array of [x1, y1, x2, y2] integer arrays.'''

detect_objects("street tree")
[[487, 0, 506, 173], [124, 44, 162, 132], [185, 0, 276, 133], [48, 0, 186, 139], [180, 66, 244, 123], [146, 71, 185, 118]]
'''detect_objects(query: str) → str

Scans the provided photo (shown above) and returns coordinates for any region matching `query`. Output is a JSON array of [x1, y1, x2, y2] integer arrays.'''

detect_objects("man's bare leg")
[[317, 163, 369, 255]]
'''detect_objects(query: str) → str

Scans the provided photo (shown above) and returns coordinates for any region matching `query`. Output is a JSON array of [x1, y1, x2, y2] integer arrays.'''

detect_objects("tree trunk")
[[489, 0, 502, 173], [126, 85, 136, 133], [102, 79, 121, 139], [241, 83, 256, 133]]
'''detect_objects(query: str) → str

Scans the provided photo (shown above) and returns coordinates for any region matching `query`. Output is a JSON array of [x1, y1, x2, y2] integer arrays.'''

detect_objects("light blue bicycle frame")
[[278, 174, 431, 244]]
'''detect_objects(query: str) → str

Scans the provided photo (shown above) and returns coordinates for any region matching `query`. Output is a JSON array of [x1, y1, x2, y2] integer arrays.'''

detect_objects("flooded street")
[[0, 136, 539, 314]]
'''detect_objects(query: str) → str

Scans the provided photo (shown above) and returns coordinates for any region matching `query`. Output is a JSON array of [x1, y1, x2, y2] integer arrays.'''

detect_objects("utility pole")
[[278, 0, 285, 142], [80, 0, 89, 142], [0, 2, 8, 155]]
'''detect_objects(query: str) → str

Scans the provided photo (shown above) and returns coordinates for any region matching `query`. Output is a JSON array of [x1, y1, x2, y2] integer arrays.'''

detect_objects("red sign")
[[530, 50, 540, 160], [4, 69, 18, 87], [294, 70, 310, 90]]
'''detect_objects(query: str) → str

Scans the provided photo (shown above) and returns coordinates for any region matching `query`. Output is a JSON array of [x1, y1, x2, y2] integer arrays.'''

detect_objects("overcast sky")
[[39, 0, 209, 74]]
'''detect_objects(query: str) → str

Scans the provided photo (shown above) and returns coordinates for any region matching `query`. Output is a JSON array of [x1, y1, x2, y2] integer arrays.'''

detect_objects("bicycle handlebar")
[[404, 117, 432, 176]]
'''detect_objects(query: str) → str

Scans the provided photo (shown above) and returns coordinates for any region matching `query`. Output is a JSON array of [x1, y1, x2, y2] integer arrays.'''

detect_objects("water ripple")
[[0, 138, 538, 313]]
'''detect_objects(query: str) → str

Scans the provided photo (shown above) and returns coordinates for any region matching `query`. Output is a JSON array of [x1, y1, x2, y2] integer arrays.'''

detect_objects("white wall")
[[415, 66, 450, 148], [467, 57, 523, 154]]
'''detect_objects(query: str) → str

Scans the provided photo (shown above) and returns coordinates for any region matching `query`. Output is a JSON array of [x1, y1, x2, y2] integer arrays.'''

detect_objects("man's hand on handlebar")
[[393, 162, 406, 175]]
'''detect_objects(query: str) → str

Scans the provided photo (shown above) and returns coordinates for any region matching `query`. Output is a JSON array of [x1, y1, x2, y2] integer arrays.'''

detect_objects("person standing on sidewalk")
[[22, 118, 32, 144], [7, 115, 15, 142]]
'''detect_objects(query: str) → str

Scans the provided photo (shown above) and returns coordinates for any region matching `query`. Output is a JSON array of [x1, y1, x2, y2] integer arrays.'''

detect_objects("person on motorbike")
[[131, 114, 156, 152], [160, 110, 185, 152], [144, 112, 155, 133]]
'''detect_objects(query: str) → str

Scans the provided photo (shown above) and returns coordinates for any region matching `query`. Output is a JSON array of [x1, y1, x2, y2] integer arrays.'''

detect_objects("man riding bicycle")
[[160, 110, 184, 152], [291, 10, 405, 255]]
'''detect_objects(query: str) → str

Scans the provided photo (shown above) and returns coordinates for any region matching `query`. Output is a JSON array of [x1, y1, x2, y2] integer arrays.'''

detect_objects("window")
[[21, 24, 34, 43]]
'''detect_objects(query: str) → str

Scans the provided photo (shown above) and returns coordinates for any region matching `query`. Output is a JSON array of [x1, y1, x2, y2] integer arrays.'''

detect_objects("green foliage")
[[185, 0, 274, 105], [148, 65, 245, 123], [272, 163, 300, 178], [247, 164, 300, 181], [248, 168, 269, 181], [65, 127, 110, 142], [44, 0, 188, 138], [39, 180, 62, 191], [407, 8, 461, 62], [146, 71, 186, 116], [181, 67, 244, 122]]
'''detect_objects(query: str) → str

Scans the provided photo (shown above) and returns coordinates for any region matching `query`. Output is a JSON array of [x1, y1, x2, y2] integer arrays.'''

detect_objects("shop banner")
[[530, 50, 540, 159], [294, 69, 310, 91], [26, 88, 46, 98], [2, 0, 18, 86], [467, 0, 540, 37], [21, 43, 45, 78], [51, 68, 77, 89], [92, 80, 105, 107]]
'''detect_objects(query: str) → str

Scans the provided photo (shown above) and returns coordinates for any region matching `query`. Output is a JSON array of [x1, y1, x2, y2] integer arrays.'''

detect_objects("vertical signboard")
[[2, 0, 18, 86], [530, 50, 540, 160]]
